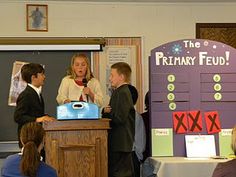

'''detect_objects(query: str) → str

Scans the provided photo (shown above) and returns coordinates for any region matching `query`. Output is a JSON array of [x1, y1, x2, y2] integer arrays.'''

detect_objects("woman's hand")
[[64, 99, 71, 104], [83, 87, 94, 102]]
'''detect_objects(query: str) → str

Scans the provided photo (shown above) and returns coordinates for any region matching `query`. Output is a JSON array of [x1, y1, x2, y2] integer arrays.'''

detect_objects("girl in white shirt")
[[56, 53, 103, 107]]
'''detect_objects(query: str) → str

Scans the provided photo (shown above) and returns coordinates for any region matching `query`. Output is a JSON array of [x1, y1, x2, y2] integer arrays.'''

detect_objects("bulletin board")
[[150, 39, 236, 157], [94, 37, 143, 112]]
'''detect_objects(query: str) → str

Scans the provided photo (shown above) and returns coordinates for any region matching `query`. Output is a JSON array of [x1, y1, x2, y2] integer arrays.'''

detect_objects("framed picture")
[[26, 4, 48, 32]]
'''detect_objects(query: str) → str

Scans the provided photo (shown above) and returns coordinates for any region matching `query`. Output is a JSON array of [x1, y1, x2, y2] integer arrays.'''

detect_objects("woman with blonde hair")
[[1, 122, 57, 177], [212, 125, 236, 177], [56, 53, 103, 107]]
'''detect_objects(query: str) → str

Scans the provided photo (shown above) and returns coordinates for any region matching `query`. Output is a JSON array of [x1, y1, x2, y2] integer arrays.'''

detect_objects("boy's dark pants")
[[109, 151, 134, 177]]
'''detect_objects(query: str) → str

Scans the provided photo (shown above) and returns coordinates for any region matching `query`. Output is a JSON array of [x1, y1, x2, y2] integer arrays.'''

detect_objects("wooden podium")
[[43, 118, 110, 177]]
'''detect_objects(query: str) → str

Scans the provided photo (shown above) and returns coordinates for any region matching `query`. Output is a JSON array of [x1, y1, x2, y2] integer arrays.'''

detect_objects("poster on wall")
[[8, 61, 28, 106], [99, 45, 137, 106], [150, 39, 236, 156]]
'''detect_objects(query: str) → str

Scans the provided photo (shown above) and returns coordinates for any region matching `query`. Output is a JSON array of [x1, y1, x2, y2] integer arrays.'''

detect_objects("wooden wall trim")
[[0, 37, 105, 45]]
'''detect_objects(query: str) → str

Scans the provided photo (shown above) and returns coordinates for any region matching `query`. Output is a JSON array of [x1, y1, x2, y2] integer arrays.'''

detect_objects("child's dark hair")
[[20, 122, 45, 177], [21, 63, 44, 83], [128, 84, 138, 105], [144, 91, 149, 110]]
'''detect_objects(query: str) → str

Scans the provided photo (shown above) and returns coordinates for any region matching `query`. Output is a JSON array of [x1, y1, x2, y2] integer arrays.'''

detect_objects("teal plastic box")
[[57, 102, 100, 120]]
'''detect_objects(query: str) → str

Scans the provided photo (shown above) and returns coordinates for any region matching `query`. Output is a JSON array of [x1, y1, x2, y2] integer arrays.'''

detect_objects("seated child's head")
[[144, 91, 150, 111], [128, 85, 138, 105]]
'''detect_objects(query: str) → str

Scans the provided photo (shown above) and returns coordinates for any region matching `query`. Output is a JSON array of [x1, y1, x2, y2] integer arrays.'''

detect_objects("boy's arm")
[[101, 106, 111, 118], [135, 112, 146, 156], [14, 94, 36, 125], [111, 90, 133, 124], [14, 94, 55, 124]]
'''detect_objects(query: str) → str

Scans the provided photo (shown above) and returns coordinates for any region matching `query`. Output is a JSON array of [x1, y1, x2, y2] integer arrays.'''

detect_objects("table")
[[142, 157, 228, 177]]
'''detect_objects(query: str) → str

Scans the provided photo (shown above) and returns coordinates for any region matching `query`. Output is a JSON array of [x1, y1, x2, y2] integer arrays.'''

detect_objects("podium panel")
[[43, 119, 110, 177]]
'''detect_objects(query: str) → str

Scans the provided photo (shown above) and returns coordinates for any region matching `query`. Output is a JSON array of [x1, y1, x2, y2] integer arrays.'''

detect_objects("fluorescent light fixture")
[[0, 44, 102, 51]]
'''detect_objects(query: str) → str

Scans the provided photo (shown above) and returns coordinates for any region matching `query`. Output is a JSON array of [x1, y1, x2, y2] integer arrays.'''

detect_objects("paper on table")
[[185, 135, 216, 158]]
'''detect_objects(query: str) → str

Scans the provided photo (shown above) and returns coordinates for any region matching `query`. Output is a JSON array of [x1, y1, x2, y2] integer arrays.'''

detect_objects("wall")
[[1, 1, 236, 107]]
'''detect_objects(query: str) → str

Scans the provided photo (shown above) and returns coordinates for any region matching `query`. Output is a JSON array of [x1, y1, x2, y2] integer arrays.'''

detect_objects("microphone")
[[82, 78, 87, 87], [82, 78, 89, 102]]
